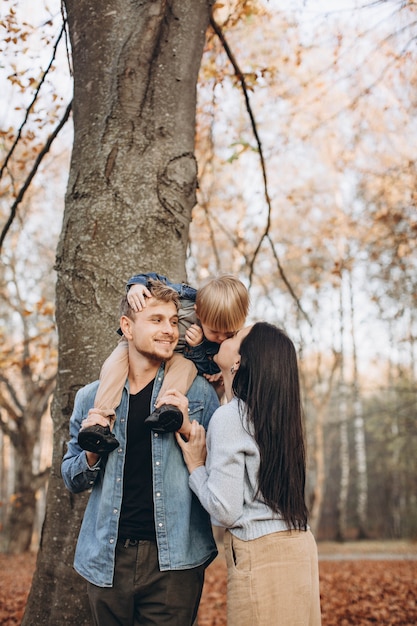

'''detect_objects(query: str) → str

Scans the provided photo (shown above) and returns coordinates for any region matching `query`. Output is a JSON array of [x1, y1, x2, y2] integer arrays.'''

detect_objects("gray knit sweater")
[[189, 397, 290, 541]]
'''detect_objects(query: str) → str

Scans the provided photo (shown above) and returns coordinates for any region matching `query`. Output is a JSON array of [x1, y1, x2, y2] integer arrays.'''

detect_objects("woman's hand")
[[175, 420, 207, 473], [127, 284, 152, 312]]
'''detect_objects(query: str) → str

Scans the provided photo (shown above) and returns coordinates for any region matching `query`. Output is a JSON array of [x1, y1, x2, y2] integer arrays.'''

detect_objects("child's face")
[[200, 322, 239, 344]]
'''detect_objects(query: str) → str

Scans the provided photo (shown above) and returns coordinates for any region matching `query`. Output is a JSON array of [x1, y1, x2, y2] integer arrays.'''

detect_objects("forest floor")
[[1, 540, 416, 625]]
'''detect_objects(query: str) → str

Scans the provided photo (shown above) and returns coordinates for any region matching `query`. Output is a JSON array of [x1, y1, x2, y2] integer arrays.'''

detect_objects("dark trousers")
[[87, 539, 205, 626]]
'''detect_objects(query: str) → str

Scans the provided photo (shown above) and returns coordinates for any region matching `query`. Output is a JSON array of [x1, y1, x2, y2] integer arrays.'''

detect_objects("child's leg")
[[94, 337, 129, 416], [78, 338, 128, 454], [157, 353, 197, 399], [157, 354, 197, 437]]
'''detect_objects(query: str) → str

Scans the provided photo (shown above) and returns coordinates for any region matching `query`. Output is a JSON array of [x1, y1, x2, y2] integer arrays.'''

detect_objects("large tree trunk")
[[22, 2, 213, 623]]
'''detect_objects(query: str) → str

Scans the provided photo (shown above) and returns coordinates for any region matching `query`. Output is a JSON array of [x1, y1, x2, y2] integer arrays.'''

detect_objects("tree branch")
[[210, 16, 311, 324], [0, 373, 24, 415], [0, 101, 72, 252], [0, 21, 67, 180], [32, 467, 52, 491]]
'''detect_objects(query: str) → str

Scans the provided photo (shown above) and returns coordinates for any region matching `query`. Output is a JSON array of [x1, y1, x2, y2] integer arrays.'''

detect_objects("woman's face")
[[213, 325, 253, 373]]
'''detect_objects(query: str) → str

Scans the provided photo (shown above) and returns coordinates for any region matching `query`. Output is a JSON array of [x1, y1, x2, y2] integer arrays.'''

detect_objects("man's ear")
[[120, 315, 132, 339]]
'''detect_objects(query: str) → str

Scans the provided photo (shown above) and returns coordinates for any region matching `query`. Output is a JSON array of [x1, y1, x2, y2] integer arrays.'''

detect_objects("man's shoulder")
[[187, 375, 219, 408], [187, 374, 211, 394], [75, 380, 100, 401]]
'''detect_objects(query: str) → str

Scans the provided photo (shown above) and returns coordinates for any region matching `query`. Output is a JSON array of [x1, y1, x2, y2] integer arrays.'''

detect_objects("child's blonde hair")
[[196, 275, 249, 332]]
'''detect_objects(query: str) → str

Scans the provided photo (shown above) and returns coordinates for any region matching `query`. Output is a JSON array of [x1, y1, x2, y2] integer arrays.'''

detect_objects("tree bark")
[[22, 1, 213, 623]]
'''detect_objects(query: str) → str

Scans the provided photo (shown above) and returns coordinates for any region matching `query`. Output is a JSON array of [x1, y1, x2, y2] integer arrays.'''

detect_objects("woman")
[[176, 322, 321, 625]]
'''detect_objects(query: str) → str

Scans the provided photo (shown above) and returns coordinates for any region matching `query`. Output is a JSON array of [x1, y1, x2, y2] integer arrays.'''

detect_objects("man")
[[61, 280, 219, 625]]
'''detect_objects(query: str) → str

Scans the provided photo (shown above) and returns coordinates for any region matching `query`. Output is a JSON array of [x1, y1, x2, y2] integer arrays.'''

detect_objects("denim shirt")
[[61, 366, 219, 587]]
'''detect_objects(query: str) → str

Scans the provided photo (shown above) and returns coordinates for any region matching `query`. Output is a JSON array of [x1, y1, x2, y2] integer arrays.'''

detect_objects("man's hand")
[[83, 408, 114, 431], [127, 283, 152, 312], [80, 410, 113, 466], [175, 420, 207, 473], [154, 388, 191, 437], [185, 323, 204, 347]]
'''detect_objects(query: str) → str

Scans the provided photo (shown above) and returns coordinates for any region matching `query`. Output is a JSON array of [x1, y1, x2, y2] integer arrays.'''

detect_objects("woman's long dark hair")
[[232, 322, 308, 530]]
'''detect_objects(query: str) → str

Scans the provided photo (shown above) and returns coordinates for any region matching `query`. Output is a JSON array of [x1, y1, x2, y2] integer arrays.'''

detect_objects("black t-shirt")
[[118, 379, 156, 541]]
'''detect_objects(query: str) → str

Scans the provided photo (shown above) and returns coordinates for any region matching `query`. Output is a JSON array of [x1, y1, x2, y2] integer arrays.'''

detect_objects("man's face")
[[122, 299, 179, 362]]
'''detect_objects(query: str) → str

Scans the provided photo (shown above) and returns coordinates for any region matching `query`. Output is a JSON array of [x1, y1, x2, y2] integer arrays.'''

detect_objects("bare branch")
[[0, 20, 67, 180], [0, 373, 24, 415], [32, 467, 52, 491], [0, 413, 20, 442], [0, 101, 72, 253], [210, 17, 271, 268], [210, 16, 311, 324]]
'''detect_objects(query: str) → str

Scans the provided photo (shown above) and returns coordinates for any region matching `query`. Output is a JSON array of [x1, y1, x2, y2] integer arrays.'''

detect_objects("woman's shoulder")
[[210, 398, 244, 431]]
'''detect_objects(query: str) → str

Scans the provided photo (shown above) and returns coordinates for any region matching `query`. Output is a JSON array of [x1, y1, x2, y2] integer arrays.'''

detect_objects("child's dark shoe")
[[144, 404, 183, 433], [78, 424, 119, 454]]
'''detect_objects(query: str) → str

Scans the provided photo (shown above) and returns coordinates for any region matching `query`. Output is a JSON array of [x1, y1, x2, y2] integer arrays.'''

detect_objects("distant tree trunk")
[[22, 1, 214, 624], [353, 399, 368, 537], [349, 273, 368, 539], [336, 281, 350, 542], [5, 475, 37, 553], [0, 350, 55, 553], [304, 350, 340, 536], [309, 402, 326, 534], [336, 394, 350, 541]]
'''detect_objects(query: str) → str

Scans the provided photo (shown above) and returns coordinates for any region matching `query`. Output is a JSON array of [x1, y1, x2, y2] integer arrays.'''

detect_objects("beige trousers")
[[224, 529, 322, 626]]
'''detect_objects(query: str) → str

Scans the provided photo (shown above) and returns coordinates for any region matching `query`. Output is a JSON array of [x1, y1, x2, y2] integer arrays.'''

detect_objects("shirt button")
[[154, 433, 159, 438], [113, 508, 118, 514], [158, 523, 163, 528], [109, 538, 115, 544], [156, 492, 161, 497], [156, 461, 160, 466]]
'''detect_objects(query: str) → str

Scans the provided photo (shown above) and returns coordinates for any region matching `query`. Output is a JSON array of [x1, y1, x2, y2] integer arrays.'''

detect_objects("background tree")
[[0, 114, 60, 551], [0, 257, 55, 553]]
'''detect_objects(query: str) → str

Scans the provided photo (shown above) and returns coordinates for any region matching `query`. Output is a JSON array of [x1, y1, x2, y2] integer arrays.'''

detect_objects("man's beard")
[[140, 346, 175, 363]]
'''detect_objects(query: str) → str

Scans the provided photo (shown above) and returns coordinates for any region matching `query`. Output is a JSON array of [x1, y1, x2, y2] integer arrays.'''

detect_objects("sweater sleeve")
[[188, 402, 247, 528]]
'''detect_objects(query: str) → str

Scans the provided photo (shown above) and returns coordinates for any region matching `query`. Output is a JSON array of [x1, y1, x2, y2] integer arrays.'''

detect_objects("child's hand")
[[185, 324, 204, 347], [204, 372, 223, 384], [127, 284, 152, 312], [204, 372, 225, 400]]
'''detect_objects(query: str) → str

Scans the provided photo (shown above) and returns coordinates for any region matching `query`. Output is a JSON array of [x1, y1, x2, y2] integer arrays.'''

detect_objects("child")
[[78, 273, 250, 453]]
